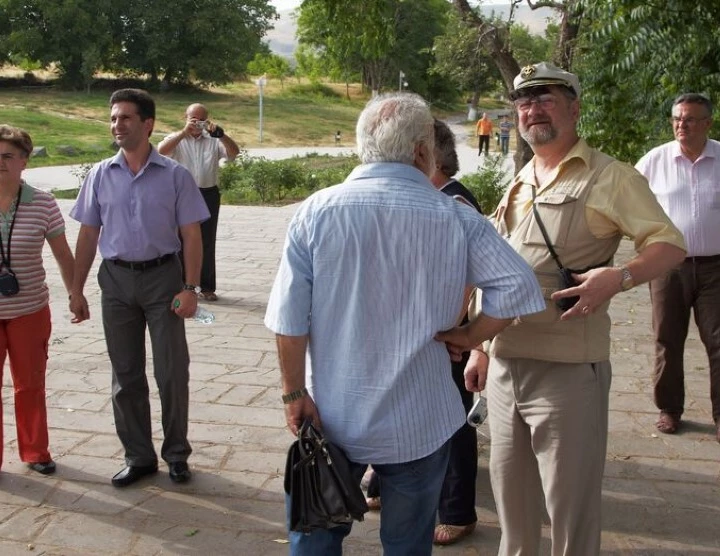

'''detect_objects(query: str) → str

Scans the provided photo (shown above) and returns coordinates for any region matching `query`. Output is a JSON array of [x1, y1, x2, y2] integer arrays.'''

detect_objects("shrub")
[[460, 154, 510, 215], [218, 153, 358, 205]]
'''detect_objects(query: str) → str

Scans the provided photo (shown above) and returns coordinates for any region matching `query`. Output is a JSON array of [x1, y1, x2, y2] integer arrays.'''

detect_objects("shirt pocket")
[[711, 191, 720, 210], [523, 193, 578, 249]]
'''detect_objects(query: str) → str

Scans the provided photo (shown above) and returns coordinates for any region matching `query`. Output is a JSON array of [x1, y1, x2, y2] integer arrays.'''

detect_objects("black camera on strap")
[[0, 185, 23, 297]]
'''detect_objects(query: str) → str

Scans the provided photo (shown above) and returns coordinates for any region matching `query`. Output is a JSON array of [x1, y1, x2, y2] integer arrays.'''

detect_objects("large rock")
[[31, 146, 48, 158], [56, 145, 79, 156]]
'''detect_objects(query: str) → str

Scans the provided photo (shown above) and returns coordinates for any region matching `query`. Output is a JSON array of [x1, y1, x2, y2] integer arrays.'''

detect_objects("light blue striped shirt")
[[265, 163, 544, 464]]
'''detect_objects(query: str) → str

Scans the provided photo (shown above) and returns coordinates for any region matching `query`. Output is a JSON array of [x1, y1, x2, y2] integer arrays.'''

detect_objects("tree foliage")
[[0, 0, 277, 88], [296, 0, 449, 98], [247, 52, 292, 88], [575, 0, 720, 162], [429, 11, 502, 103]]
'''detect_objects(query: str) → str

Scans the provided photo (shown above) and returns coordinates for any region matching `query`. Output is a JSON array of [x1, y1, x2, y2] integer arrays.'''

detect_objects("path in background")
[[24, 117, 513, 192]]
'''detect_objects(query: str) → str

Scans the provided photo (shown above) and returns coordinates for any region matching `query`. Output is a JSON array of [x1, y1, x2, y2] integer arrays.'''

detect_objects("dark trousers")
[[200, 186, 221, 293], [438, 351, 478, 525], [650, 256, 720, 422], [99, 257, 192, 466], [367, 352, 478, 525], [478, 135, 490, 156]]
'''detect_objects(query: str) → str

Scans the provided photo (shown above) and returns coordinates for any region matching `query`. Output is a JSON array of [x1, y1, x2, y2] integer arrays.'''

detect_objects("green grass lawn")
[[0, 80, 370, 168], [0, 77, 499, 168]]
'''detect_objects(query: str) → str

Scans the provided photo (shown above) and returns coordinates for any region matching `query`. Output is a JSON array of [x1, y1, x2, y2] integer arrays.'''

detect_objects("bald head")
[[186, 103, 208, 120]]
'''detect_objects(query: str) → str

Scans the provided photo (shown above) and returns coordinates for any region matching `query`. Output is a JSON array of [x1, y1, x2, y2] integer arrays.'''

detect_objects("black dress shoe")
[[168, 461, 191, 483], [28, 460, 56, 475], [111, 464, 158, 487]]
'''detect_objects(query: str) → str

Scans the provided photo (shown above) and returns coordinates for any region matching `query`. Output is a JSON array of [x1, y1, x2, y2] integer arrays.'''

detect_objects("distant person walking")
[[159, 103, 239, 301], [476, 112, 493, 156], [0, 125, 76, 476], [499, 115, 513, 155]]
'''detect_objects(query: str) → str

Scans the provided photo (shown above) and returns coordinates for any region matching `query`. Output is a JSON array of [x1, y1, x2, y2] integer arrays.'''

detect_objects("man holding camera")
[[159, 104, 240, 301], [438, 63, 685, 555]]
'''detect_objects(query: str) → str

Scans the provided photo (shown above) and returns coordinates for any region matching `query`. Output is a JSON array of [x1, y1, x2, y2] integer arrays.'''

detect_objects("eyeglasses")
[[670, 116, 709, 126], [513, 94, 557, 113]]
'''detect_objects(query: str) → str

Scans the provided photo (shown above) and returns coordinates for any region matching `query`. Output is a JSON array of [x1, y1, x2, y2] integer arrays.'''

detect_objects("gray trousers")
[[99, 257, 192, 467]]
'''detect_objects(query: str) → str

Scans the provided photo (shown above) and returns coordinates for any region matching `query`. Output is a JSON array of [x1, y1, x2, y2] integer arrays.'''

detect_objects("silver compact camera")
[[466, 396, 488, 427], [195, 120, 208, 130]]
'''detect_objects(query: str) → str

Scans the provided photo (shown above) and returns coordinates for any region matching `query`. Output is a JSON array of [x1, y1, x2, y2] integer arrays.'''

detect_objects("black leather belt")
[[686, 254, 720, 263], [111, 253, 174, 271]]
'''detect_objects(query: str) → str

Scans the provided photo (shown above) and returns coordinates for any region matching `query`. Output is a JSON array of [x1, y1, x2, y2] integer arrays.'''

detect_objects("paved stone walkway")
[[0, 201, 718, 555]]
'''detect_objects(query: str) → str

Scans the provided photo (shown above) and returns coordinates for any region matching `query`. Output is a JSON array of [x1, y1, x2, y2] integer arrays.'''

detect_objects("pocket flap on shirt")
[[536, 193, 577, 206]]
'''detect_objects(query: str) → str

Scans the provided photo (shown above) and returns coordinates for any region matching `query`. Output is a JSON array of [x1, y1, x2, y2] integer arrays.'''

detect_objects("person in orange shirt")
[[476, 112, 493, 156]]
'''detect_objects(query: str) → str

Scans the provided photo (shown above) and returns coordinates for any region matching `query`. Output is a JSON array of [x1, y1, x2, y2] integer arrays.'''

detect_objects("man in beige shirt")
[[438, 62, 686, 555]]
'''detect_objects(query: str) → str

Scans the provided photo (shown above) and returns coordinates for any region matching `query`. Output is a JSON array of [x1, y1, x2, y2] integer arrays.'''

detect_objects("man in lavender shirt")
[[69, 89, 209, 487]]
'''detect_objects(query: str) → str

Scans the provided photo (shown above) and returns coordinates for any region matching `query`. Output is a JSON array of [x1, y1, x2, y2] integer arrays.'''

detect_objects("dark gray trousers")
[[99, 257, 192, 466]]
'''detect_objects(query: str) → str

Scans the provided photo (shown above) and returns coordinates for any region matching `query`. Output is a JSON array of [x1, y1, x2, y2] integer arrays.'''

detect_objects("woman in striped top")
[[0, 125, 75, 475]]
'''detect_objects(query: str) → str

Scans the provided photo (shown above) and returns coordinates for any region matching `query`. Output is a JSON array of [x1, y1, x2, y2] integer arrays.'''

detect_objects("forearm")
[[47, 234, 75, 294], [157, 131, 187, 156], [464, 313, 513, 348], [179, 223, 202, 285], [71, 225, 99, 295], [624, 242, 686, 286], [220, 134, 240, 160], [276, 334, 309, 393]]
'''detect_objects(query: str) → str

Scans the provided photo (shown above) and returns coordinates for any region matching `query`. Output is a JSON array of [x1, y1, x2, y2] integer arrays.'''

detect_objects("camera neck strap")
[[0, 185, 23, 271], [530, 184, 566, 272]]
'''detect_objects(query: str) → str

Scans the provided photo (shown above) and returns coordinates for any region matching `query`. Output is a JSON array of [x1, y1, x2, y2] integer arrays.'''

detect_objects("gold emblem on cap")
[[520, 65, 536, 78]]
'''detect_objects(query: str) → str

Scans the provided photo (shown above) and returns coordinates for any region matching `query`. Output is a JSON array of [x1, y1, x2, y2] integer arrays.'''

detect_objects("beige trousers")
[[487, 357, 611, 556]]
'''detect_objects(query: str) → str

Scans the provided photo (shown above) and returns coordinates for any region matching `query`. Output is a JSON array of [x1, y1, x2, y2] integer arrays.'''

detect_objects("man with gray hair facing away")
[[264, 92, 545, 555]]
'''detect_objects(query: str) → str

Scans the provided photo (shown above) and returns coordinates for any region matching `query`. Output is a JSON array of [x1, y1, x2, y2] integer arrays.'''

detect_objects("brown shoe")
[[656, 411, 681, 434], [200, 291, 218, 301], [715, 421, 720, 443], [366, 496, 381, 511], [433, 522, 476, 545]]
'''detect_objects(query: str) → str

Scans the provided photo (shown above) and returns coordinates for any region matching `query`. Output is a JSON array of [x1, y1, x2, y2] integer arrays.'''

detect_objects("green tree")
[[0, 0, 278, 89], [247, 52, 292, 88], [117, 0, 277, 86], [297, 0, 449, 96], [510, 23, 555, 67], [575, 1, 720, 162], [430, 12, 502, 108], [0, 0, 117, 89]]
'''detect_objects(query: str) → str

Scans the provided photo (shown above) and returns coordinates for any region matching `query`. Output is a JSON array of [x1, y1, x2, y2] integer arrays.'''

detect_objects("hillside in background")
[[265, 3, 557, 59]]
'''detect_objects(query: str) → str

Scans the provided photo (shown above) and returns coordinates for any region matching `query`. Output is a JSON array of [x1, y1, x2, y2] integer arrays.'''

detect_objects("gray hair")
[[672, 93, 713, 115], [356, 93, 434, 165]]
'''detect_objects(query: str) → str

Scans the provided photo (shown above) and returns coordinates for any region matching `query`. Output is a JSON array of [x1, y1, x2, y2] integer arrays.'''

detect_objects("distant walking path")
[[25, 119, 513, 193]]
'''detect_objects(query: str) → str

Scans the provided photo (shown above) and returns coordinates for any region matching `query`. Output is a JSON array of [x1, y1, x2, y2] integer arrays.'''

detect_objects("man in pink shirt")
[[636, 93, 720, 442]]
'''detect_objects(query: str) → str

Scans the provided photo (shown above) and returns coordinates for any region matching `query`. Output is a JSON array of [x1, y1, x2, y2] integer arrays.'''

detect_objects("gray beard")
[[520, 124, 557, 145]]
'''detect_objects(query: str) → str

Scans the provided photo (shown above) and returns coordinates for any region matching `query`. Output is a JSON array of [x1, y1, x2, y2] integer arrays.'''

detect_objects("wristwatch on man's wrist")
[[619, 266, 634, 292], [184, 284, 201, 295]]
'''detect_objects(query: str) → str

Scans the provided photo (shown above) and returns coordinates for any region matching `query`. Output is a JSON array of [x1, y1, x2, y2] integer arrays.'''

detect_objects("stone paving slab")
[[0, 200, 718, 555]]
